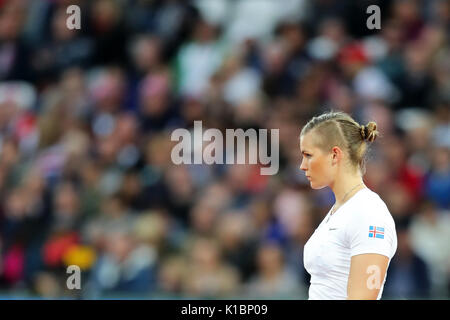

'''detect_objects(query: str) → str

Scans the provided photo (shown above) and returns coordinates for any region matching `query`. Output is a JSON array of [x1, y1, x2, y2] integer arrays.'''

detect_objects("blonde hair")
[[300, 111, 379, 173]]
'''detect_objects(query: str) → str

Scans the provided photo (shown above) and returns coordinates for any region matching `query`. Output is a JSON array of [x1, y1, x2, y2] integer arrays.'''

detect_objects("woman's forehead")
[[300, 131, 317, 150]]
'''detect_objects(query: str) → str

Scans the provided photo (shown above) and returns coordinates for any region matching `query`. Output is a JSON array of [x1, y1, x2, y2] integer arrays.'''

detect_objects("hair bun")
[[360, 125, 366, 140], [361, 121, 378, 142]]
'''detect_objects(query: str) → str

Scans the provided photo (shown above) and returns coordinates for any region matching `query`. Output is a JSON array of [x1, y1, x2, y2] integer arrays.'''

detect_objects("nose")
[[300, 157, 307, 172]]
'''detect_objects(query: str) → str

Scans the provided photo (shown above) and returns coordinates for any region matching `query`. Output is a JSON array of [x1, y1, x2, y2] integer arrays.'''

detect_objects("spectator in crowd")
[[409, 201, 450, 297], [181, 236, 240, 298], [383, 219, 432, 299], [245, 240, 305, 299]]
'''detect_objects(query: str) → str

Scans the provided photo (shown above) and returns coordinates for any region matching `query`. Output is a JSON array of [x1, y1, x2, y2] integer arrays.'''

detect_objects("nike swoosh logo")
[[329, 228, 338, 231]]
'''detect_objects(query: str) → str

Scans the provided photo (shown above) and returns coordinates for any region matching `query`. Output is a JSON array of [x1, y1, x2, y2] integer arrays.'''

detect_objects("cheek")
[[311, 157, 332, 181], [310, 157, 325, 173]]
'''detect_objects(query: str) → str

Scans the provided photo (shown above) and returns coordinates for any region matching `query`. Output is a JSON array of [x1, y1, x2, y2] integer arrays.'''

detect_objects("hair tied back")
[[362, 121, 378, 142], [360, 125, 366, 140]]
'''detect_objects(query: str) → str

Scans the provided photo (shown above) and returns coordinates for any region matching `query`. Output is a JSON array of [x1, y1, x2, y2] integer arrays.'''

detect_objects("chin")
[[310, 181, 327, 190]]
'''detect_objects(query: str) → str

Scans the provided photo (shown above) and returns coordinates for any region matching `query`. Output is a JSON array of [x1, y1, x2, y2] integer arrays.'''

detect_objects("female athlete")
[[300, 111, 397, 300]]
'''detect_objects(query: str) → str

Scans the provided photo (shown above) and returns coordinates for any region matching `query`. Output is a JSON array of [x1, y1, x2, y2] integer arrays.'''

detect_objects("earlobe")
[[331, 147, 339, 165], [331, 147, 342, 165]]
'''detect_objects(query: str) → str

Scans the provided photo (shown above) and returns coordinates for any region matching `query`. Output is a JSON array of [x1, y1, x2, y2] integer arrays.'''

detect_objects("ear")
[[331, 146, 342, 165]]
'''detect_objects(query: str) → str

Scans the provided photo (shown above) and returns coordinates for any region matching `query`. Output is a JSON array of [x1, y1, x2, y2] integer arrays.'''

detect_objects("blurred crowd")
[[0, 0, 449, 299]]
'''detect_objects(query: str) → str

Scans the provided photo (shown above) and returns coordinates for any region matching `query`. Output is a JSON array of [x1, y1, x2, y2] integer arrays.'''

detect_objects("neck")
[[330, 168, 364, 207]]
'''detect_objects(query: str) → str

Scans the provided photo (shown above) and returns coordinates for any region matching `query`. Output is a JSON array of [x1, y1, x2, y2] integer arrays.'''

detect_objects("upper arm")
[[347, 253, 389, 300], [344, 203, 397, 300]]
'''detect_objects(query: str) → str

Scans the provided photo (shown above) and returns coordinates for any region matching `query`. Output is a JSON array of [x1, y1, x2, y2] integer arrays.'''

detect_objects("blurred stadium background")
[[0, 0, 449, 299]]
